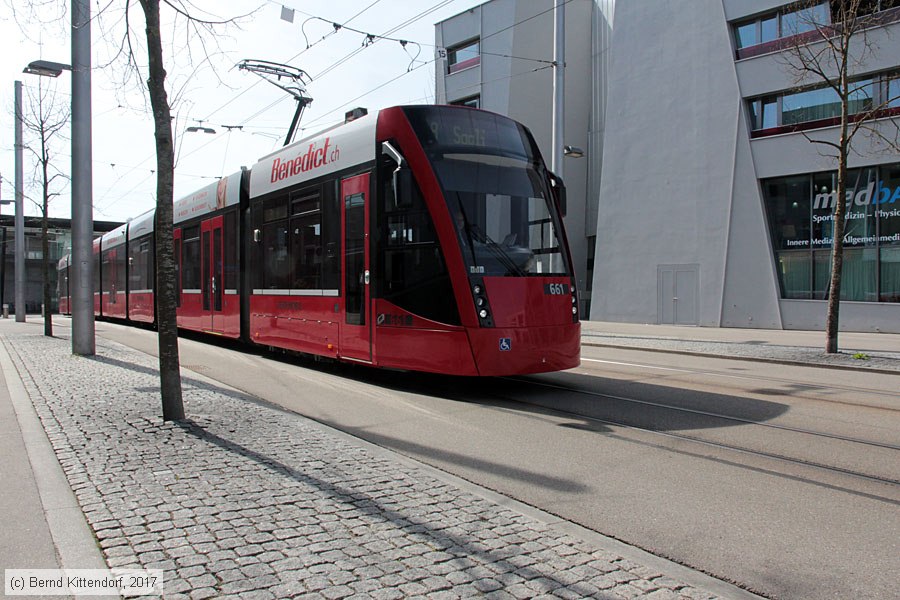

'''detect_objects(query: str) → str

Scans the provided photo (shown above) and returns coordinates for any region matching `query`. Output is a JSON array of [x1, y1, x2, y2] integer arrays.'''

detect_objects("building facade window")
[[763, 164, 900, 302], [733, 1, 900, 60], [747, 71, 900, 137], [447, 38, 480, 74], [450, 95, 480, 108], [733, 2, 830, 53]]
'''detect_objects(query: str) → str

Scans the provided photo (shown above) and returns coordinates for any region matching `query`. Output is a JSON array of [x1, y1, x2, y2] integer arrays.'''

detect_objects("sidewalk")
[[0, 319, 760, 600], [581, 320, 900, 373]]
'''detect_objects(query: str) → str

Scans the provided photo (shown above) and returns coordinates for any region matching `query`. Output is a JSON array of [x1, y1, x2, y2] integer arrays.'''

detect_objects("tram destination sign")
[[408, 107, 532, 159]]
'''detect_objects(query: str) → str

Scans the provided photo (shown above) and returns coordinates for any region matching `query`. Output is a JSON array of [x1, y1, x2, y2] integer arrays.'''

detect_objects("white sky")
[[0, 0, 483, 223]]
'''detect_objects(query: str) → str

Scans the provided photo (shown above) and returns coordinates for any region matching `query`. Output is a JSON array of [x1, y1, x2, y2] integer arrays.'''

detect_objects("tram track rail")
[[506, 376, 900, 489], [579, 356, 900, 412]]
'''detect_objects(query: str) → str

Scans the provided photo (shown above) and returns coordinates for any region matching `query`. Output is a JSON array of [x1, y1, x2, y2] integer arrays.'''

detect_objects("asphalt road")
[[87, 319, 900, 600]]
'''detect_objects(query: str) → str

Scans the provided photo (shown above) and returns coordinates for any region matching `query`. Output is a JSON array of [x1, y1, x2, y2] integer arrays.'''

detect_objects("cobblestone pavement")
[[2, 329, 733, 600]]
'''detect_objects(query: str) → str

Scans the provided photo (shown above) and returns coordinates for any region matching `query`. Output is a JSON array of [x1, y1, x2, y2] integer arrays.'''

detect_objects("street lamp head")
[[563, 145, 585, 159], [186, 126, 217, 134], [23, 60, 72, 78]]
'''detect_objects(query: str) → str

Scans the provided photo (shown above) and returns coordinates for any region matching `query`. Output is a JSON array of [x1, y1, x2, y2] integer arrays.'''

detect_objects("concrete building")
[[438, 0, 900, 332], [592, 0, 900, 332], [435, 0, 615, 315]]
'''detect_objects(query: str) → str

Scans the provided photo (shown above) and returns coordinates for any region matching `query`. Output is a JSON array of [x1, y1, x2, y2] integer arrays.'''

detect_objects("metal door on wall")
[[340, 173, 371, 361], [200, 216, 225, 332], [658, 264, 699, 325]]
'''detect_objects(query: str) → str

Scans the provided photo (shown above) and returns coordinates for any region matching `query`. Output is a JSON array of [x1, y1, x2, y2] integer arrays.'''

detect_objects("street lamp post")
[[14, 81, 25, 323], [22, 7, 95, 354], [71, 0, 95, 356]]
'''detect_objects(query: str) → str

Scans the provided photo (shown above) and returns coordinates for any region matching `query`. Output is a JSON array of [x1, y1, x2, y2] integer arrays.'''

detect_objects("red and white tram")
[[60, 105, 580, 376]]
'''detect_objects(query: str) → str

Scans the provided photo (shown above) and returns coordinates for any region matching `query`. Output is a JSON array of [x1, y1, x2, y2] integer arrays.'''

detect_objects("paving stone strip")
[[3, 330, 724, 600]]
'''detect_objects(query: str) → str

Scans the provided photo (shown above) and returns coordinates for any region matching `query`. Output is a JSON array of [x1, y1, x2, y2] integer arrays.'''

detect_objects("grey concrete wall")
[[591, 0, 756, 326]]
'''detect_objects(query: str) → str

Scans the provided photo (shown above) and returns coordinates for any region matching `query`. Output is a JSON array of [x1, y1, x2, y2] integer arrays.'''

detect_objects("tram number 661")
[[544, 283, 567, 296]]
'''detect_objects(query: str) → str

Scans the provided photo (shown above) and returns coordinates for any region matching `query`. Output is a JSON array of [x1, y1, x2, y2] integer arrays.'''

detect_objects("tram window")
[[290, 212, 321, 289], [263, 196, 288, 222], [262, 220, 290, 289], [321, 183, 341, 290], [290, 189, 323, 289], [174, 237, 181, 307], [93, 252, 100, 294], [345, 192, 366, 325], [182, 225, 201, 290], [129, 237, 153, 291], [102, 251, 113, 302], [380, 153, 459, 325], [223, 210, 237, 290], [115, 245, 127, 300]]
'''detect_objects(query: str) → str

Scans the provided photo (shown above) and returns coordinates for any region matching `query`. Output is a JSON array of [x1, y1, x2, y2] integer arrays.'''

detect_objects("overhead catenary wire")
[[87, 0, 579, 219]]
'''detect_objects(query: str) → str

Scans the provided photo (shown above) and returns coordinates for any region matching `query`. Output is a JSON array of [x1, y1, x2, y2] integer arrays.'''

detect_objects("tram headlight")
[[479, 309, 489, 319], [476, 297, 485, 307], [572, 306, 577, 315], [473, 284, 482, 295]]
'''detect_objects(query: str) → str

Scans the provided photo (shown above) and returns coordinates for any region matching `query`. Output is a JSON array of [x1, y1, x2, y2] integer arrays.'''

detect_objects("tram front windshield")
[[404, 106, 570, 277]]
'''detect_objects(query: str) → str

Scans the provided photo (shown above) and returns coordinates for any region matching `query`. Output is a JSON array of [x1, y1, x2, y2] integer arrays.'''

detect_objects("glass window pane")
[[813, 250, 831, 299], [878, 164, 900, 243], [782, 86, 841, 124], [735, 22, 758, 49], [812, 172, 837, 249], [782, 3, 829, 36], [881, 247, 900, 302], [761, 16, 778, 42], [814, 248, 877, 301], [848, 79, 874, 114], [888, 75, 900, 108], [764, 176, 812, 250], [447, 39, 480, 73], [262, 221, 290, 289], [776, 251, 813, 299], [762, 98, 778, 128], [841, 248, 878, 300], [843, 168, 878, 248]]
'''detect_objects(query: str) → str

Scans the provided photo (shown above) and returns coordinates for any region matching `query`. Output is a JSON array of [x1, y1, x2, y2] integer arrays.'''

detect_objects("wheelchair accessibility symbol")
[[499, 338, 512, 352]]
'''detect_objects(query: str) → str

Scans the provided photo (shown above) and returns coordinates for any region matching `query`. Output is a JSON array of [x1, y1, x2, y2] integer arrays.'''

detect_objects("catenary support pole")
[[71, 0, 95, 355], [551, 0, 565, 176], [14, 81, 25, 323]]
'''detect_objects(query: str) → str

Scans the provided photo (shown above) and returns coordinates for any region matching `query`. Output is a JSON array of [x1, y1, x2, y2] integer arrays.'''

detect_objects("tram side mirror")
[[253, 229, 261, 242], [382, 141, 413, 209], [393, 167, 414, 209], [549, 172, 567, 217]]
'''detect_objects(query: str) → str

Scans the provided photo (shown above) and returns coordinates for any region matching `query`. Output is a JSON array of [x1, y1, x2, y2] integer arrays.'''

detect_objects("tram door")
[[340, 173, 371, 361], [200, 216, 225, 333]]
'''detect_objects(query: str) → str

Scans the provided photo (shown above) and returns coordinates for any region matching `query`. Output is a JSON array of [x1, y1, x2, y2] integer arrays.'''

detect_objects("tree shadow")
[[319, 366, 792, 435], [174, 418, 619, 598]]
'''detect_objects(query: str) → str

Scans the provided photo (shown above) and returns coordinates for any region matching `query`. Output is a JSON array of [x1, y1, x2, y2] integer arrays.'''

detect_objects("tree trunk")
[[140, 0, 184, 420], [42, 208, 52, 337], [41, 150, 52, 337], [824, 45, 851, 354]]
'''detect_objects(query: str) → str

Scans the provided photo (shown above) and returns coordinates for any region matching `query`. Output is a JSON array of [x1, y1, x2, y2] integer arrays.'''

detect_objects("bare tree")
[[781, 0, 900, 353], [17, 0, 255, 419], [127, 0, 254, 420], [20, 80, 70, 338], [136, 0, 183, 420]]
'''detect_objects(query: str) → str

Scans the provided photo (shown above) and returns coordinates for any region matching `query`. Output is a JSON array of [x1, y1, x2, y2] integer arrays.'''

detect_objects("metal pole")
[[14, 81, 26, 323], [71, 0, 95, 355], [551, 0, 565, 176]]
